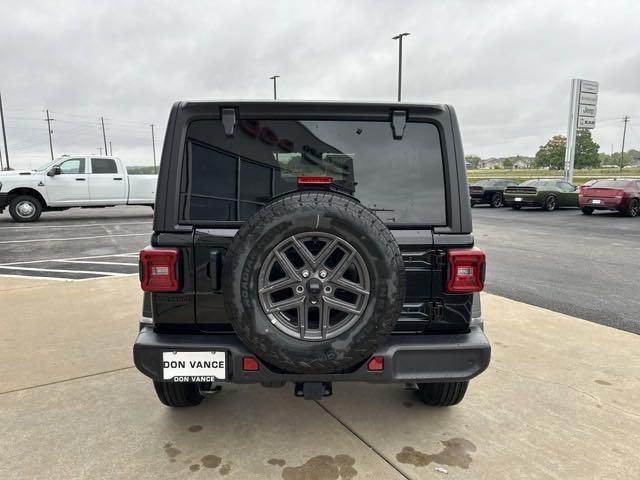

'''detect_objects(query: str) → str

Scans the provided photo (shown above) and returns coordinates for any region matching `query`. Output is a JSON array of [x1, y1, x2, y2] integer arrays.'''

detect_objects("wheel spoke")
[[264, 295, 304, 314], [326, 251, 354, 282], [258, 278, 298, 295], [274, 249, 301, 281], [290, 237, 316, 269], [323, 295, 362, 315], [332, 277, 370, 297], [314, 238, 339, 268], [320, 297, 331, 339]]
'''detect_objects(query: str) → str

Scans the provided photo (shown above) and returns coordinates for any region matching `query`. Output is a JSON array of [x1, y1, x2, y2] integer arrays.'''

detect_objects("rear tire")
[[415, 381, 468, 406], [624, 198, 639, 217], [543, 195, 558, 211], [490, 193, 504, 208], [153, 381, 204, 407], [9, 195, 42, 222], [581, 207, 594, 215]]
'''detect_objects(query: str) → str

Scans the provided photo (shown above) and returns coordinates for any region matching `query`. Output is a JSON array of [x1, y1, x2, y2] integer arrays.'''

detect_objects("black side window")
[[186, 141, 274, 221], [91, 158, 118, 174]]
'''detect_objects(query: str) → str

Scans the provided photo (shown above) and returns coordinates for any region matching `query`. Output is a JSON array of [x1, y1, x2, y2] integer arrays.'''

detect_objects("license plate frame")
[[162, 351, 227, 382]]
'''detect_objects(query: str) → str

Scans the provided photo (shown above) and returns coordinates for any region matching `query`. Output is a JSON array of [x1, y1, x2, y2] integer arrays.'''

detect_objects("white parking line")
[[0, 273, 71, 281], [0, 221, 152, 231], [0, 233, 150, 244], [0, 266, 127, 276], [0, 252, 138, 266], [52, 260, 138, 266]]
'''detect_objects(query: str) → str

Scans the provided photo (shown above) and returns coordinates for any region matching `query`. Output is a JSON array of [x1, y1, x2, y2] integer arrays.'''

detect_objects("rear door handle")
[[113, 177, 123, 180], [75, 178, 86, 181]]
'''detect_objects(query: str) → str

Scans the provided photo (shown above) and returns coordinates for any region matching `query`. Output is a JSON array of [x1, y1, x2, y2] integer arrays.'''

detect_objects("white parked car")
[[0, 155, 157, 222]]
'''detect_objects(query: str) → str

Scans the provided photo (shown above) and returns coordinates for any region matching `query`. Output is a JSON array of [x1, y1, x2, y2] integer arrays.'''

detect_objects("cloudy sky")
[[1, 0, 639, 169]]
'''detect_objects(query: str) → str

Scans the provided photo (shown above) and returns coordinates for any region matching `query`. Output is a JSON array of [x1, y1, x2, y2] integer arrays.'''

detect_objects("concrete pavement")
[[1, 276, 639, 479]]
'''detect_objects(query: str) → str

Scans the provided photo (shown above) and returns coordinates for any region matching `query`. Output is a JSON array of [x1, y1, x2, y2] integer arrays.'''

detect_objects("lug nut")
[[301, 270, 310, 278], [324, 286, 332, 294], [296, 285, 304, 294], [310, 299, 318, 304], [319, 270, 327, 278]]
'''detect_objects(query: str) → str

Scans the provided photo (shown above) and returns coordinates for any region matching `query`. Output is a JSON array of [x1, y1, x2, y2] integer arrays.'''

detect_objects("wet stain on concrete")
[[189, 464, 200, 472], [281, 454, 357, 480], [219, 463, 232, 475], [163, 443, 182, 459], [268, 458, 287, 467], [396, 438, 477, 469], [169, 458, 176, 463], [595, 379, 612, 386], [201, 454, 222, 469], [402, 401, 414, 408], [188, 425, 203, 432]]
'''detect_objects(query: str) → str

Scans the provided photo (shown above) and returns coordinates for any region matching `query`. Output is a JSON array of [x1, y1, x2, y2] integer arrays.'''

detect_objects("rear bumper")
[[505, 196, 539, 207], [579, 198, 623, 210], [133, 318, 491, 384]]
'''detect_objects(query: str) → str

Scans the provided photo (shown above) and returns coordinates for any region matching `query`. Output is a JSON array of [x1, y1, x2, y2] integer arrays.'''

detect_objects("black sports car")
[[469, 179, 518, 207]]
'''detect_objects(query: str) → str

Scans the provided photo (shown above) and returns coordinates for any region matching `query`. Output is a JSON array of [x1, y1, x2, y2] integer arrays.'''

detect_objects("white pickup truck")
[[0, 155, 156, 222]]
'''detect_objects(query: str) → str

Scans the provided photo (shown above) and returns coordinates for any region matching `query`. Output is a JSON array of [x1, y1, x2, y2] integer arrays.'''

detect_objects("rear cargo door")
[[181, 106, 453, 332]]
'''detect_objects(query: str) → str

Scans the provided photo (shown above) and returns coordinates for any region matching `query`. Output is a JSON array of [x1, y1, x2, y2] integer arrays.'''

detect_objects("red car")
[[579, 179, 640, 217]]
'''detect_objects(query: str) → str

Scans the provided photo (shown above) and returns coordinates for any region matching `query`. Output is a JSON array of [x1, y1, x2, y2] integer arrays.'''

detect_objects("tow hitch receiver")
[[295, 382, 333, 400]]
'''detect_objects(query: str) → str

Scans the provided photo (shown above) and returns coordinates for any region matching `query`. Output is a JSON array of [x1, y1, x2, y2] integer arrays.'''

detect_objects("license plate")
[[515, 197, 522, 202], [591, 199, 602, 204], [162, 351, 226, 382]]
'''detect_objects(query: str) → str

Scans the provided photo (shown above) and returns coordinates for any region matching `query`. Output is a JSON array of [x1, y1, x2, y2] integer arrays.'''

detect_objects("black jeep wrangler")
[[133, 101, 490, 408]]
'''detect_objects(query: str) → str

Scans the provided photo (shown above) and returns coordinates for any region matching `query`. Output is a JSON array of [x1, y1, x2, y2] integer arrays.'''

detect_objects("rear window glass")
[[590, 180, 631, 188], [181, 119, 446, 225], [91, 158, 118, 174]]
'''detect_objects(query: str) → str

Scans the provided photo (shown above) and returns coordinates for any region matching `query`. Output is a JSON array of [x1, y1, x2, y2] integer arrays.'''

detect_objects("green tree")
[[464, 155, 481, 168], [574, 129, 600, 169], [534, 131, 601, 170], [503, 158, 514, 169], [534, 135, 565, 169]]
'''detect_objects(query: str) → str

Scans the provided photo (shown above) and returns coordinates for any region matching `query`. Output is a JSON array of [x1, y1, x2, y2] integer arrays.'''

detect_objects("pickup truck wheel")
[[581, 207, 594, 215], [9, 195, 42, 222], [490, 193, 504, 208], [543, 195, 558, 211], [416, 381, 468, 406], [624, 198, 639, 217], [153, 381, 204, 407], [223, 190, 405, 374]]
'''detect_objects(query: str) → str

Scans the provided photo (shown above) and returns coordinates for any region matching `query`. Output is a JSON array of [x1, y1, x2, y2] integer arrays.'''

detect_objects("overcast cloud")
[[1, 0, 639, 169]]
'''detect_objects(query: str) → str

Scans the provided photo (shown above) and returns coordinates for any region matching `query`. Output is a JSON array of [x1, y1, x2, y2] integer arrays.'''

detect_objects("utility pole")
[[98, 147, 102, 155], [150, 124, 157, 173], [44, 109, 54, 160], [620, 115, 629, 170], [100, 117, 108, 156], [0, 91, 8, 170], [392, 32, 410, 101], [269, 75, 280, 100], [109, 141, 112, 156]]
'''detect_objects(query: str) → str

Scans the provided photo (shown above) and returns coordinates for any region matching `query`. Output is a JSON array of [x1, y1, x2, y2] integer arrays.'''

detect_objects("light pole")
[[269, 75, 280, 100], [392, 32, 410, 102]]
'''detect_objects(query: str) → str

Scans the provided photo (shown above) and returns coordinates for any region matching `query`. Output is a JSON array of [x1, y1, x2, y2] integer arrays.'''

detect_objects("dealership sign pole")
[[564, 79, 598, 183]]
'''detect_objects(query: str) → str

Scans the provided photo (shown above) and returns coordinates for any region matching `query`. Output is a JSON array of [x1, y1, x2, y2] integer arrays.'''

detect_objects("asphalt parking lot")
[[0, 206, 152, 280], [472, 206, 640, 334]]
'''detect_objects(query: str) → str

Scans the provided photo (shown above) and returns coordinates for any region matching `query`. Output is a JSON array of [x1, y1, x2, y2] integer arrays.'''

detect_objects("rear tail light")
[[615, 189, 624, 198], [446, 248, 486, 293], [297, 176, 333, 185], [242, 357, 260, 371], [367, 356, 384, 371], [139, 248, 180, 292]]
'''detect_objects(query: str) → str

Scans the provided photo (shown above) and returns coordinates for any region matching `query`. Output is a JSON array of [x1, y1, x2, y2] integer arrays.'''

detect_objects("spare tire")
[[222, 190, 405, 374]]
